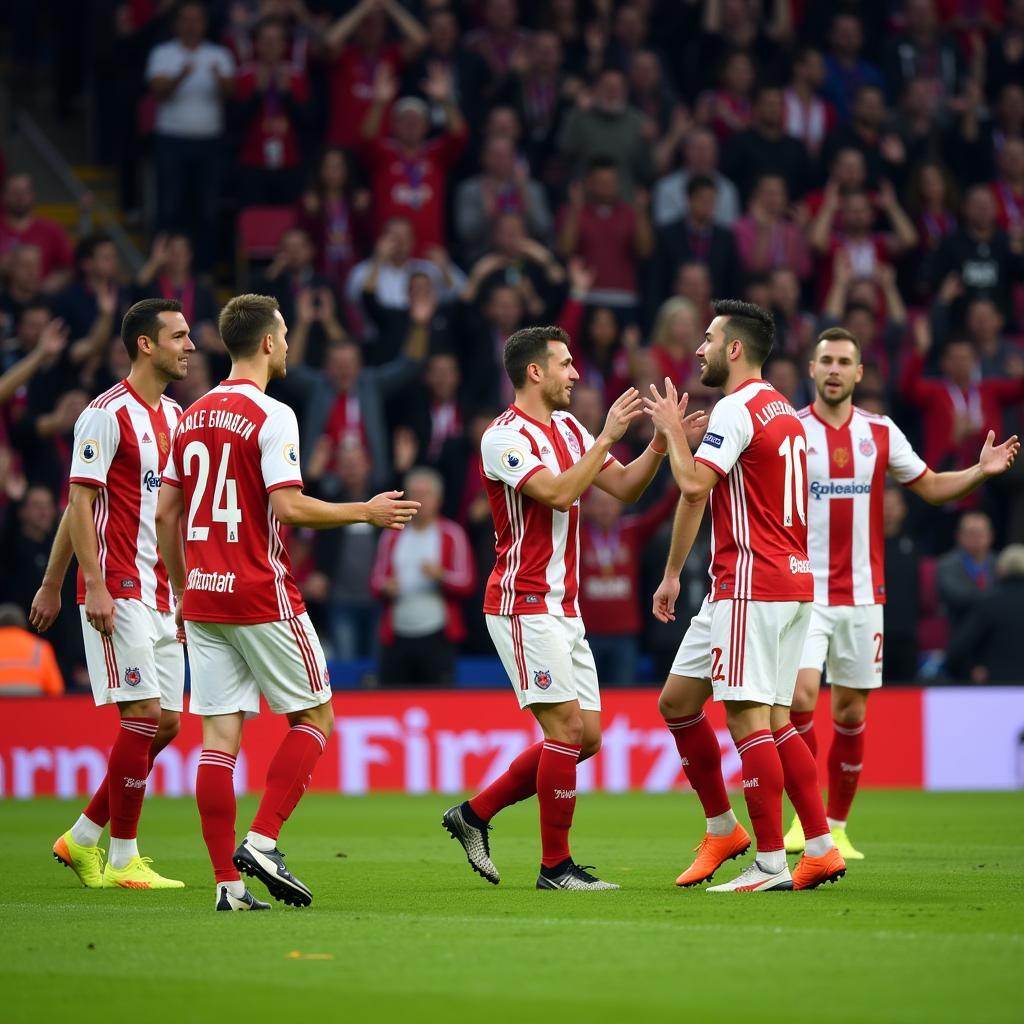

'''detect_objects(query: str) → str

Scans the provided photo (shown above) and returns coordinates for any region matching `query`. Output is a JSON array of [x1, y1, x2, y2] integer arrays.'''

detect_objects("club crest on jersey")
[[564, 432, 581, 456], [501, 448, 525, 472], [79, 438, 99, 463], [534, 669, 552, 690], [859, 438, 875, 456], [323, 667, 331, 687], [832, 446, 850, 468], [283, 443, 299, 466], [124, 666, 142, 687], [158, 432, 169, 454]]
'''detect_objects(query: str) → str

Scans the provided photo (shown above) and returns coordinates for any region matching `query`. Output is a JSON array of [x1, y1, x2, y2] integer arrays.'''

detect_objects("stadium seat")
[[235, 205, 296, 288], [917, 556, 948, 653]]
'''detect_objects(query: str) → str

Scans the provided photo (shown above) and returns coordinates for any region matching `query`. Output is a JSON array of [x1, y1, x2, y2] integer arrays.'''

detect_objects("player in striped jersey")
[[156, 294, 418, 910], [784, 327, 1019, 859], [40, 298, 193, 890], [646, 300, 844, 892], [442, 324, 706, 891]]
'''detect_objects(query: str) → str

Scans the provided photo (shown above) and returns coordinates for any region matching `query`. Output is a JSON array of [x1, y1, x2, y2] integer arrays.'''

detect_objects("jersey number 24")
[[183, 440, 243, 543]]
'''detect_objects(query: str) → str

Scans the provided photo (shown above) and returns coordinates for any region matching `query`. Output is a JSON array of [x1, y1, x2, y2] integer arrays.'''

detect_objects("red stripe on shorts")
[[288, 617, 321, 693]]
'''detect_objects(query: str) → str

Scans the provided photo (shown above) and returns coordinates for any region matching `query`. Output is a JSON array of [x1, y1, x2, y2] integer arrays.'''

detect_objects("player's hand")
[[29, 582, 61, 632], [174, 601, 185, 643], [365, 490, 421, 530], [652, 576, 680, 623], [681, 405, 708, 450], [84, 584, 115, 636], [598, 387, 643, 445], [979, 430, 1020, 477], [643, 378, 687, 440]]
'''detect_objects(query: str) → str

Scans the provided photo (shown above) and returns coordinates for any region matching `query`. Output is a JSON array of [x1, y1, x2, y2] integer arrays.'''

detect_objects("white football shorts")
[[185, 612, 332, 717], [80, 599, 184, 711], [670, 596, 811, 707], [486, 613, 600, 712], [798, 603, 884, 689]]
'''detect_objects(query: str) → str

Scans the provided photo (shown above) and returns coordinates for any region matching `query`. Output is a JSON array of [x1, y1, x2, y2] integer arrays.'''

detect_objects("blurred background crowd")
[[1, 0, 1024, 695]]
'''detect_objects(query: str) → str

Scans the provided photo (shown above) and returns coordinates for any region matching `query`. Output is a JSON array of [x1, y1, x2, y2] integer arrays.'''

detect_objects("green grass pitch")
[[2, 790, 1022, 1023]]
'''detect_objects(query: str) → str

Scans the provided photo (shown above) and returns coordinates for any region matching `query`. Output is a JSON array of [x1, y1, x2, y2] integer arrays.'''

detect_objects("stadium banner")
[[0, 688, 1020, 798]]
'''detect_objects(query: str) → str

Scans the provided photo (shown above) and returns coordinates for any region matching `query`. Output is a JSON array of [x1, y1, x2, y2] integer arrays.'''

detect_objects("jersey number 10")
[[183, 440, 243, 543], [777, 435, 807, 528]]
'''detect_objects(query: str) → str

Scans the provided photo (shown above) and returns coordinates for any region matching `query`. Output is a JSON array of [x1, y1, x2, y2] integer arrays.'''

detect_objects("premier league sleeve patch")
[[79, 439, 99, 462], [501, 448, 525, 472], [283, 442, 299, 466]]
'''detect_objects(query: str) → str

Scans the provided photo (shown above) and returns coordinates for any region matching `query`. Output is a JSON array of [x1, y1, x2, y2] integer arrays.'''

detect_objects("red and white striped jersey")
[[70, 380, 182, 612], [480, 405, 614, 617], [693, 379, 813, 603], [162, 378, 306, 624], [797, 405, 927, 606]]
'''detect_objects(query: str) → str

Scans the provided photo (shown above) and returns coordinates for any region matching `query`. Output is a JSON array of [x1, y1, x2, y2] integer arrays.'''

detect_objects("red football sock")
[[250, 724, 327, 840], [827, 719, 865, 823], [196, 750, 240, 883], [774, 723, 829, 840], [536, 740, 580, 868], [83, 726, 172, 827], [469, 741, 543, 822], [107, 717, 158, 839], [790, 709, 818, 759], [665, 711, 731, 818], [735, 730, 784, 853]]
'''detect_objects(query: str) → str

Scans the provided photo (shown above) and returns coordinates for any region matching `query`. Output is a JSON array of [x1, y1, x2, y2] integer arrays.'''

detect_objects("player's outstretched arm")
[[68, 483, 114, 636], [270, 487, 420, 530], [652, 494, 707, 623], [907, 431, 1020, 505], [596, 396, 708, 503], [522, 388, 643, 512], [29, 506, 73, 632], [643, 380, 719, 503]]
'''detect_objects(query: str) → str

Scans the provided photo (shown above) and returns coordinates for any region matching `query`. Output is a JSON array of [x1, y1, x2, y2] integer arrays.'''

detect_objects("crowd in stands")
[[2, 0, 1024, 694]]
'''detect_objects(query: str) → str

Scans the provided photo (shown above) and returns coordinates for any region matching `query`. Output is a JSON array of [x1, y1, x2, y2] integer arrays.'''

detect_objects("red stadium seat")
[[917, 556, 948, 652], [235, 205, 296, 287]]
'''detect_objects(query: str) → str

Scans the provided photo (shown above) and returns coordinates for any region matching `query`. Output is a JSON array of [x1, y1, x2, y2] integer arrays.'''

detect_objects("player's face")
[[268, 310, 289, 380], [696, 317, 730, 388], [811, 339, 862, 406], [149, 311, 194, 382], [540, 340, 578, 411]]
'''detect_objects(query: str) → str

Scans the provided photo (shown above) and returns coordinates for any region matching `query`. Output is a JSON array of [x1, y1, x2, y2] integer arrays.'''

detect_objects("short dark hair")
[[503, 325, 570, 389], [219, 294, 281, 359], [687, 174, 716, 198], [586, 156, 618, 176], [121, 298, 182, 361], [75, 231, 114, 268], [816, 326, 862, 357], [713, 299, 775, 367]]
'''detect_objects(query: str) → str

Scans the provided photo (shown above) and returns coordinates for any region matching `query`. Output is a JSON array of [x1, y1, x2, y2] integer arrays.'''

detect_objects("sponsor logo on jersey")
[[283, 443, 299, 466], [141, 432, 152, 444], [79, 439, 99, 463], [540, 446, 551, 455], [832, 447, 850, 468], [859, 437, 875, 456], [120, 579, 136, 590], [524, 594, 540, 604], [186, 568, 238, 593], [533, 669, 552, 690], [702, 431, 724, 449], [809, 480, 871, 500], [789, 555, 812, 574], [124, 667, 142, 687], [501, 448, 525, 472], [143, 469, 161, 492]]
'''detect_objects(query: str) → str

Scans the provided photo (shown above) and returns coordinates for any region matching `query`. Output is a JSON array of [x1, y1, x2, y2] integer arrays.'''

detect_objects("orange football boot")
[[675, 823, 752, 887], [792, 847, 847, 890]]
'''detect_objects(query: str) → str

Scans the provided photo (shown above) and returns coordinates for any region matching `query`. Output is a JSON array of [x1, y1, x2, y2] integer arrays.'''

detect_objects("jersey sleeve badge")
[[501, 448, 525, 472], [79, 439, 99, 463], [283, 442, 299, 466]]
